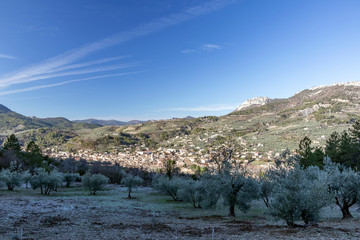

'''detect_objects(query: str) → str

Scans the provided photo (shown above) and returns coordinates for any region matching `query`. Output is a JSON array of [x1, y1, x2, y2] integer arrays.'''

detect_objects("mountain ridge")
[[3, 81, 360, 156]]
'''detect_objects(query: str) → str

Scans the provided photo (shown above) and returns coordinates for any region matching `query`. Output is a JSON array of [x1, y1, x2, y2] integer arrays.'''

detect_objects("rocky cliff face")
[[235, 97, 270, 111], [233, 81, 360, 114]]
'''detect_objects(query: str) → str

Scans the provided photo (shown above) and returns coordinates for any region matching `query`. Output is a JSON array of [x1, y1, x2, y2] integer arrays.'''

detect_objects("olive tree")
[[221, 172, 259, 217], [121, 174, 143, 198], [219, 161, 259, 218], [209, 146, 259, 217], [152, 175, 182, 201], [259, 178, 273, 208], [30, 168, 63, 195], [178, 175, 220, 209], [63, 173, 80, 187], [22, 170, 31, 189], [0, 169, 22, 191], [82, 173, 109, 195], [270, 165, 330, 226], [324, 159, 360, 219], [260, 151, 299, 209]]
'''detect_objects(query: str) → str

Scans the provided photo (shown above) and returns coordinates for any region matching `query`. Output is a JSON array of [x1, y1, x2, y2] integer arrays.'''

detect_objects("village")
[[45, 145, 285, 173]]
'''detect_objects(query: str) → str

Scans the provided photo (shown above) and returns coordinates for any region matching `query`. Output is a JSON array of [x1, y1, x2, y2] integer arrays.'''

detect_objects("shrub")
[[63, 173, 80, 187], [30, 168, 63, 195], [90, 162, 126, 184], [152, 175, 182, 201], [82, 173, 109, 195], [0, 169, 22, 191], [121, 174, 143, 198]]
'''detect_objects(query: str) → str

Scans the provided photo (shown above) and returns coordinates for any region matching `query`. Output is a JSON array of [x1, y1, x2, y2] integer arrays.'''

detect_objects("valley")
[[1, 82, 359, 172]]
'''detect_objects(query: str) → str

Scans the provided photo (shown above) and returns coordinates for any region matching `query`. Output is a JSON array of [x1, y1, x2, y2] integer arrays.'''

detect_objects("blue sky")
[[0, 0, 360, 120]]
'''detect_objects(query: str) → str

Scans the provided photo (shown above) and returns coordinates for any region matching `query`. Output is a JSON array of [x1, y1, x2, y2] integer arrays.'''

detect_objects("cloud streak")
[[201, 44, 222, 51], [0, 0, 235, 92], [46, 56, 130, 74], [0, 63, 137, 87], [181, 43, 223, 54], [0, 72, 139, 96], [181, 49, 199, 54], [0, 53, 16, 60]]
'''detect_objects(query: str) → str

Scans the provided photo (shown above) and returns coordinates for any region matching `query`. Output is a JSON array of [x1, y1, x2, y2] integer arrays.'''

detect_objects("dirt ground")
[[1, 186, 360, 240]]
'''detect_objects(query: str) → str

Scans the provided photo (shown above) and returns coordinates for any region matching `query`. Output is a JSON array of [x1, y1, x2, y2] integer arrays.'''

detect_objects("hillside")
[[6, 81, 360, 163], [0, 106, 99, 143], [57, 82, 360, 156]]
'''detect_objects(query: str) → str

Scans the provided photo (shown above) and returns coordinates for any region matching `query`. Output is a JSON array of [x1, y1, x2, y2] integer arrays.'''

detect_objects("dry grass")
[[1, 186, 360, 239]]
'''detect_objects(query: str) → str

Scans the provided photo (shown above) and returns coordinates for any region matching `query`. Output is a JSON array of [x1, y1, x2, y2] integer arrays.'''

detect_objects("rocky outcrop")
[[235, 97, 270, 111]]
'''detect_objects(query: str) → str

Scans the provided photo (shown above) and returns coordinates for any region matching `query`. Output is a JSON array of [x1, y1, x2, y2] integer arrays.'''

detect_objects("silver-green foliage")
[[152, 175, 182, 201], [82, 173, 109, 195], [178, 175, 221, 209], [259, 178, 273, 208], [270, 165, 330, 226], [22, 170, 32, 189], [0, 169, 22, 191], [324, 158, 360, 219], [221, 172, 259, 217], [121, 174, 143, 198], [63, 173, 80, 187], [30, 168, 63, 195], [219, 162, 259, 217]]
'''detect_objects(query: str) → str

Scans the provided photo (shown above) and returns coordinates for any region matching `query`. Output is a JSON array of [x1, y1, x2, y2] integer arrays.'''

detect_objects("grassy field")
[[1, 185, 360, 240]]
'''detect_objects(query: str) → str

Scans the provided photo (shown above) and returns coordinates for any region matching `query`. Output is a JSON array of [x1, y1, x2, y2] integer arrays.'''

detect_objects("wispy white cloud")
[[0, 72, 138, 96], [181, 43, 223, 54], [47, 56, 130, 74], [167, 104, 237, 112], [201, 44, 222, 51], [0, 0, 235, 94], [0, 63, 137, 87], [181, 49, 199, 54], [0, 53, 17, 60]]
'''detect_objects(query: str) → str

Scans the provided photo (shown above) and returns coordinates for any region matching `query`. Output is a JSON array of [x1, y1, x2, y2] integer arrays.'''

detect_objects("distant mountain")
[[0, 105, 99, 134], [6, 81, 360, 158], [73, 118, 146, 126]]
